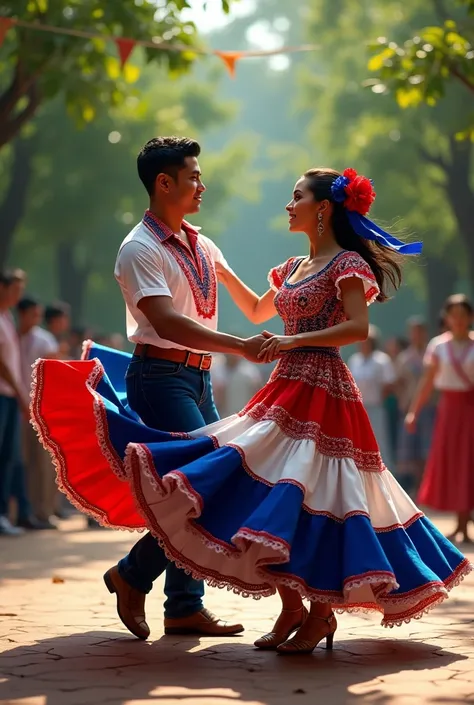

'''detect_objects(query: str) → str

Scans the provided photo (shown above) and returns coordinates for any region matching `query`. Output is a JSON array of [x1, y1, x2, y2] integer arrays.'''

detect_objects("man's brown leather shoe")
[[103, 565, 150, 640], [164, 608, 244, 636]]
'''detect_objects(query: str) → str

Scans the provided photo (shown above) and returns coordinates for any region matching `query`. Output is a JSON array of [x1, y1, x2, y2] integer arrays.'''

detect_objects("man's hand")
[[243, 335, 267, 363], [257, 331, 296, 363]]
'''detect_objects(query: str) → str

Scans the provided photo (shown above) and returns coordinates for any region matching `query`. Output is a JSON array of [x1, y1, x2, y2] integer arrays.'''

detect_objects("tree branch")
[[0, 83, 41, 150], [448, 63, 474, 94], [419, 146, 448, 170]]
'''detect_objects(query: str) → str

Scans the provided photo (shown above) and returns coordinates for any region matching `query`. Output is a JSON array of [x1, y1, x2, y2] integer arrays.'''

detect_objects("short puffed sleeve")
[[332, 252, 379, 305], [423, 333, 449, 366], [267, 257, 299, 292]]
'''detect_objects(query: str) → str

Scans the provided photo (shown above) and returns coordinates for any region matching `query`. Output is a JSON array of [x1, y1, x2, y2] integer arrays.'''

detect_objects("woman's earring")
[[318, 212, 324, 237]]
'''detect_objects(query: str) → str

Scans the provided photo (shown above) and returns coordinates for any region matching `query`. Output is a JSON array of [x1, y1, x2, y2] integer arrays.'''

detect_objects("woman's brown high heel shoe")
[[276, 611, 337, 655], [254, 606, 308, 650]]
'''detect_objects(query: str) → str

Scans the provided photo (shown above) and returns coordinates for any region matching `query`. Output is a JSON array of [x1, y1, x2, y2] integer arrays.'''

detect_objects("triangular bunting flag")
[[0, 17, 13, 48], [215, 51, 241, 78], [115, 37, 136, 69]]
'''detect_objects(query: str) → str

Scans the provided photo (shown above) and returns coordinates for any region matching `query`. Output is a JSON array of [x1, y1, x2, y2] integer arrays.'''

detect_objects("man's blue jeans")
[[0, 395, 31, 519], [118, 355, 219, 619]]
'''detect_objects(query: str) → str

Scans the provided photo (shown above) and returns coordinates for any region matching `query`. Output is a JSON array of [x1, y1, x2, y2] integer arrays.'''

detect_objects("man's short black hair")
[[44, 301, 71, 324], [137, 136, 201, 196], [0, 268, 26, 287], [17, 296, 40, 313]]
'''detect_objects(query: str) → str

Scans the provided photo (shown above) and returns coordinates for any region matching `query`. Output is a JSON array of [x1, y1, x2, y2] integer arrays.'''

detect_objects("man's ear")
[[155, 173, 171, 193]]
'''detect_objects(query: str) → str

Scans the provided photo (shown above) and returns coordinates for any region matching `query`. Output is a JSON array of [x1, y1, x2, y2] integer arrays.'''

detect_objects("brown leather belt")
[[133, 343, 212, 371]]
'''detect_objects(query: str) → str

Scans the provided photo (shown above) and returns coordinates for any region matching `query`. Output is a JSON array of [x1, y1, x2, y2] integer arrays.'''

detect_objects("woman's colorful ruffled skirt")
[[30, 342, 472, 627]]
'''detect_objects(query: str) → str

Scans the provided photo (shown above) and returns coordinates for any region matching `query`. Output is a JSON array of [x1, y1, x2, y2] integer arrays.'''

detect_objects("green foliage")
[[298, 0, 472, 330], [11, 62, 253, 330], [0, 0, 235, 146], [368, 0, 474, 130]]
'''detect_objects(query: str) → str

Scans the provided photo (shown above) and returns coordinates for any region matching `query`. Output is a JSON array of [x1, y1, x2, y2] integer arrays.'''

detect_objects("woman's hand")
[[404, 411, 417, 434], [257, 331, 296, 363]]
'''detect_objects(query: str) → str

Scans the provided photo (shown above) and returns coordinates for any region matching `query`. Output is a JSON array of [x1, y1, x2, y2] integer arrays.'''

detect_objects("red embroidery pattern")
[[244, 402, 385, 472], [270, 252, 378, 342], [143, 211, 217, 320], [269, 350, 363, 402], [162, 239, 217, 319]]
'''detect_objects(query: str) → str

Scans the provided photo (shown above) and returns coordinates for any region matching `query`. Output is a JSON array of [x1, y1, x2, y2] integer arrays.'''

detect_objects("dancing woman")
[[31, 168, 471, 654], [406, 294, 474, 544]]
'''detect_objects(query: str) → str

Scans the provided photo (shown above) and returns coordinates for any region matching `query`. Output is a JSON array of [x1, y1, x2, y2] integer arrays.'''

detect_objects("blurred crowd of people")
[[0, 268, 125, 536], [348, 317, 442, 496]]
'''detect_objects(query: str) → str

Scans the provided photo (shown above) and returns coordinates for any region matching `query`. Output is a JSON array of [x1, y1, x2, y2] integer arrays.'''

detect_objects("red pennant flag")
[[215, 51, 241, 78], [0, 17, 13, 48], [115, 38, 136, 69]]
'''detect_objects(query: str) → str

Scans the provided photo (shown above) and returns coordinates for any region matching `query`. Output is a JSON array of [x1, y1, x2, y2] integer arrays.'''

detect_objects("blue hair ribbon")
[[346, 212, 423, 255]]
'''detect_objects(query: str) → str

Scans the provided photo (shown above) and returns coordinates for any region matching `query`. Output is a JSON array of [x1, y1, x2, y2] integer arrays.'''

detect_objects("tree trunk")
[[56, 242, 88, 325], [444, 138, 474, 284], [425, 255, 459, 335], [0, 137, 34, 268]]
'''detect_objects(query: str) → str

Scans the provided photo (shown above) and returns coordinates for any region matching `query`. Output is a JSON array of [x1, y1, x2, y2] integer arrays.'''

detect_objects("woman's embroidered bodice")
[[268, 250, 378, 338], [263, 251, 380, 407]]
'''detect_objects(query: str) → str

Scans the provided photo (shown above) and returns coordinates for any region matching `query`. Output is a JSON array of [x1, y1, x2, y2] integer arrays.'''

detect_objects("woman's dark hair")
[[443, 293, 473, 317], [304, 168, 404, 303]]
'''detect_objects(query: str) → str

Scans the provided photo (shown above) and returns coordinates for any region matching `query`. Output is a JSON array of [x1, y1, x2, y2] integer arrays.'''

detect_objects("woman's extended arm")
[[217, 263, 278, 325], [404, 362, 437, 432]]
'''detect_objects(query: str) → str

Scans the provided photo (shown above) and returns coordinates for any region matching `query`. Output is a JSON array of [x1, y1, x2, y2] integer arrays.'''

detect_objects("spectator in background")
[[384, 336, 408, 465], [406, 295, 474, 543], [348, 324, 396, 468], [44, 302, 70, 353], [17, 297, 59, 529], [396, 317, 435, 495], [0, 270, 41, 535], [211, 353, 263, 417], [68, 326, 91, 360]]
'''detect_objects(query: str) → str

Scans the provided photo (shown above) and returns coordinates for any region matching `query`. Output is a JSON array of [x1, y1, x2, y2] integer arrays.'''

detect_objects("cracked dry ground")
[[1, 515, 474, 705]]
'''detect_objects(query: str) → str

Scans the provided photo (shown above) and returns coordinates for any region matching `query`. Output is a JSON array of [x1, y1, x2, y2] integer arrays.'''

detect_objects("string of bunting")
[[0, 16, 319, 77]]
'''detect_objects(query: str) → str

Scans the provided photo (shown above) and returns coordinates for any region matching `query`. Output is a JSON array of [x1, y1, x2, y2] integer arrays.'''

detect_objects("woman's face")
[[286, 177, 322, 233], [445, 304, 473, 336]]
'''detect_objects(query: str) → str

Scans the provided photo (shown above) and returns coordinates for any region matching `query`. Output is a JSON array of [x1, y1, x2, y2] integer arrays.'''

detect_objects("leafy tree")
[[0, 0, 234, 268], [300, 0, 472, 331], [368, 0, 474, 135], [0, 0, 235, 147], [11, 64, 253, 329]]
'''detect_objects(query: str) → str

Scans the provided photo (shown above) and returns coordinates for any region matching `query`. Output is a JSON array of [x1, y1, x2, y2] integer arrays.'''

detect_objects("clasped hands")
[[243, 331, 295, 364]]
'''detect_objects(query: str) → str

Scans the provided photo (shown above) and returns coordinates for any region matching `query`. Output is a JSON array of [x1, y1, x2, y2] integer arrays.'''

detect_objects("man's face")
[[6, 280, 25, 308], [409, 323, 427, 348], [157, 157, 206, 215], [21, 305, 43, 330], [50, 313, 70, 336]]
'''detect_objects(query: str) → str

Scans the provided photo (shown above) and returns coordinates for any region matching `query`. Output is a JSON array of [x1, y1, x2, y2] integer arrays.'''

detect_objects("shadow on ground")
[[0, 629, 469, 705]]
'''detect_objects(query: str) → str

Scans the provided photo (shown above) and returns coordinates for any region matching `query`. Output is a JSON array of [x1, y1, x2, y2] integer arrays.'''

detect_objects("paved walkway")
[[1, 514, 473, 705]]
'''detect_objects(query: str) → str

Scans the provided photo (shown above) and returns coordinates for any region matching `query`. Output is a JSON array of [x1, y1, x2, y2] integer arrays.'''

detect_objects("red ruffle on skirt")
[[31, 358, 145, 530], [418, 390, 474, 512]]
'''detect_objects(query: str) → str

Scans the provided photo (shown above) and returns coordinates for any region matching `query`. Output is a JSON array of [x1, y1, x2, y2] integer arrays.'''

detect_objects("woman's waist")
[[282, 346, 341, 359]]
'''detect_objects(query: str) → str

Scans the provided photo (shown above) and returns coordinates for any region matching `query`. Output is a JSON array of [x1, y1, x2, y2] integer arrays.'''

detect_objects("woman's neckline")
[[285, 250, 347, 287]]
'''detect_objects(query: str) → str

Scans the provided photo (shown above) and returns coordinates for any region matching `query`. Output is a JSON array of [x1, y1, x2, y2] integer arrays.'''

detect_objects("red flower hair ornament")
[[329, 168, 422, 254]]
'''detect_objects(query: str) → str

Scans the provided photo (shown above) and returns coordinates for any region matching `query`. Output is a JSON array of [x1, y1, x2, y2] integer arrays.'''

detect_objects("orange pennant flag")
[[0, 17, 13, 48], [215, 51, 241, 78], [115, 37, 136, 69]]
